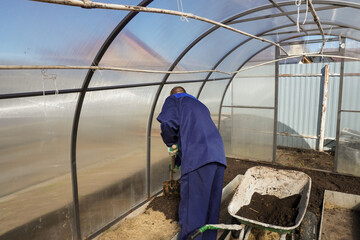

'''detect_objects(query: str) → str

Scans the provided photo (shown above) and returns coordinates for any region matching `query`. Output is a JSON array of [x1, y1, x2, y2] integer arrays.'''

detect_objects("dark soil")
[[224, 158, 360, 221], [146, 151, 360, 238], [146, 195, 180, 222], [276, 146, 334, 171], [236, 193, 301, 227]]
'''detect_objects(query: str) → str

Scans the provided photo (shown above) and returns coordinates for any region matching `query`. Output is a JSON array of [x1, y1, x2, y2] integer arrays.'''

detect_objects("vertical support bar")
[[273, 46, 280, 162], [230, 82, 234, 152], [318, 65, 330, 151], [334, 38, 346, 172]]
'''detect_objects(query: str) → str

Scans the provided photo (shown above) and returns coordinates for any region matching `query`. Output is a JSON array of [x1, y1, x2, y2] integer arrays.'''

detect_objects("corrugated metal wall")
[[278, 62, 341, 149]]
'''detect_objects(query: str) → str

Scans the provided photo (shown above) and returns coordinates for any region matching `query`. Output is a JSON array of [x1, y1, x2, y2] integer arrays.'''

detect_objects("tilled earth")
[[145, 149, 360, 239]]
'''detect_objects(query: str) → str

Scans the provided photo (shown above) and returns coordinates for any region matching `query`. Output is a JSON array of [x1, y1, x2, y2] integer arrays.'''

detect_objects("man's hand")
[[168, 144, 178, 156]]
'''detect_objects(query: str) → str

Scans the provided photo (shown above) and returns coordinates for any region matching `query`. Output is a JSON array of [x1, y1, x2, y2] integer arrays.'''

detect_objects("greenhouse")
[[1, 0, 360, 239]]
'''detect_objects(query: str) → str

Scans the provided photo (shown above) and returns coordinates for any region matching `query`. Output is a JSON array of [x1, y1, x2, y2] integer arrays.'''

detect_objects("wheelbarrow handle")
[[188, 229, 202, 240], [188, 224, 244, 240]]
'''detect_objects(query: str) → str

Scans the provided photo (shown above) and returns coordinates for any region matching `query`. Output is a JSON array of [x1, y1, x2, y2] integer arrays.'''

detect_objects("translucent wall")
[[229, 108, 274, 161], [0, 0, 133, 66], [77, 86, 156, 237], [198, 80, 230, 128], [150, 83, 201, 195], [0, 70, 87, 94], [166, 28, 247, 82], [219, 46, 276, 162], [0, 94, 78, 240], [337, 61, 360, 176], [219, 101, 232, 154], [338, 113, 360, 176]]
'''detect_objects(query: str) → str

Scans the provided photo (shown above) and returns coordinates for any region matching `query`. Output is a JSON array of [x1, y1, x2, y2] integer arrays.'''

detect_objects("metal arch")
[[146, 0, 319, 145], [144, 1, 289, 198], [196, 20, 360, 99], [146, 1, 360, 186], [69, 1, 153, 239], [268, 0, 308, 34], [217, 30, 345, 104], [229, 5, 341, 25], [195, 2, 360, 98], [216, 31, 347, 131]]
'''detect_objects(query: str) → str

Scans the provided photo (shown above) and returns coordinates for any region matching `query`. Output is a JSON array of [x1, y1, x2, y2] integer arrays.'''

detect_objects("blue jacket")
[[157, 93, 226, 175]]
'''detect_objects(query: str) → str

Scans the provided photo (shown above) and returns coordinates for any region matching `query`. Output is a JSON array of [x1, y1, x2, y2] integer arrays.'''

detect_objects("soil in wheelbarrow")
[[221, 156, 360, 240], [236, 192, 301, 227]]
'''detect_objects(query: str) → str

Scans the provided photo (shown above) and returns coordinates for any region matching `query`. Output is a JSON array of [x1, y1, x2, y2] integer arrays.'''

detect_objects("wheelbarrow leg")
[[230, 224, 251, 240], [280, 233, 287, 240], [230, 217, 242, 239]]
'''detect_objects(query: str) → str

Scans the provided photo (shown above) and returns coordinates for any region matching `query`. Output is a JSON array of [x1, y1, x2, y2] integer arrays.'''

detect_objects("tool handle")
[[170, 155, 175, 180], [169, 144, 177, 180]]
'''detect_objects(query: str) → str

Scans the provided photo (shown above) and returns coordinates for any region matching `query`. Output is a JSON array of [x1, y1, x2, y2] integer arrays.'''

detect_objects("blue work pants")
[[178, 162, 225, 240]]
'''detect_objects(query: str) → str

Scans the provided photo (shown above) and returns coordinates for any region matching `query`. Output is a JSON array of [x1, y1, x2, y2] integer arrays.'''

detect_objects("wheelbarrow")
[[189, 166, 312, 240]]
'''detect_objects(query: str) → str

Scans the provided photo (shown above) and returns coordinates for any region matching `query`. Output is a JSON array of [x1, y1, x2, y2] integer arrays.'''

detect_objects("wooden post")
[[319, 65, 329, 151]]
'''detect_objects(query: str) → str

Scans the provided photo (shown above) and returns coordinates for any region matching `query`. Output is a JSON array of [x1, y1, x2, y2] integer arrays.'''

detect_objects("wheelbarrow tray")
[[228, 166, 311, 234]]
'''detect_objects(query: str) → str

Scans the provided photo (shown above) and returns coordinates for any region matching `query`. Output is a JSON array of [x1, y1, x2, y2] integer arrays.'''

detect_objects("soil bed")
[[146, 196, 180, 222], [144, 155, 360, 239], [224, 158, 360, 221], [236, 193, 301, 227], [99, 147, 360, 240]]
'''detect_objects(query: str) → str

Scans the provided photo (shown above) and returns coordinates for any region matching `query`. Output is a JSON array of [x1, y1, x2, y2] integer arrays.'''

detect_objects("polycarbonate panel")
[[213, 39, 270, 74], [281, 35, 323, 44], [337, 112, 360, 177], [232, 64, 275, 107], [89, 70, 165, 87], [227, 108, 274, 162], [325, 28, 360, 42], [233, 6, 281, 21], [98, 0, 274, 85], [150, 83, 201, 195], [345, 39, 360, 57], [222, 82, 233, 107], [0, 0, 132, 66], [198, 80, 229, 128], [249, 45, 276, 62], [98, 13, 210, 85], [0, 70, 87, 94], [0, 93, 78, 239], [281, 39, 340, 55], [302, 24, 336, 31], [219, 106, 232, 154], [316, 7, 360, 24], [165, 73, 209, 82], [77, 87, 156, 237], [101, 0, 227, 68], [180, 0, 270, 22], [232, 15, 292, 37], [342, 62, 360, 111], [167, 28, 248, 82]]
